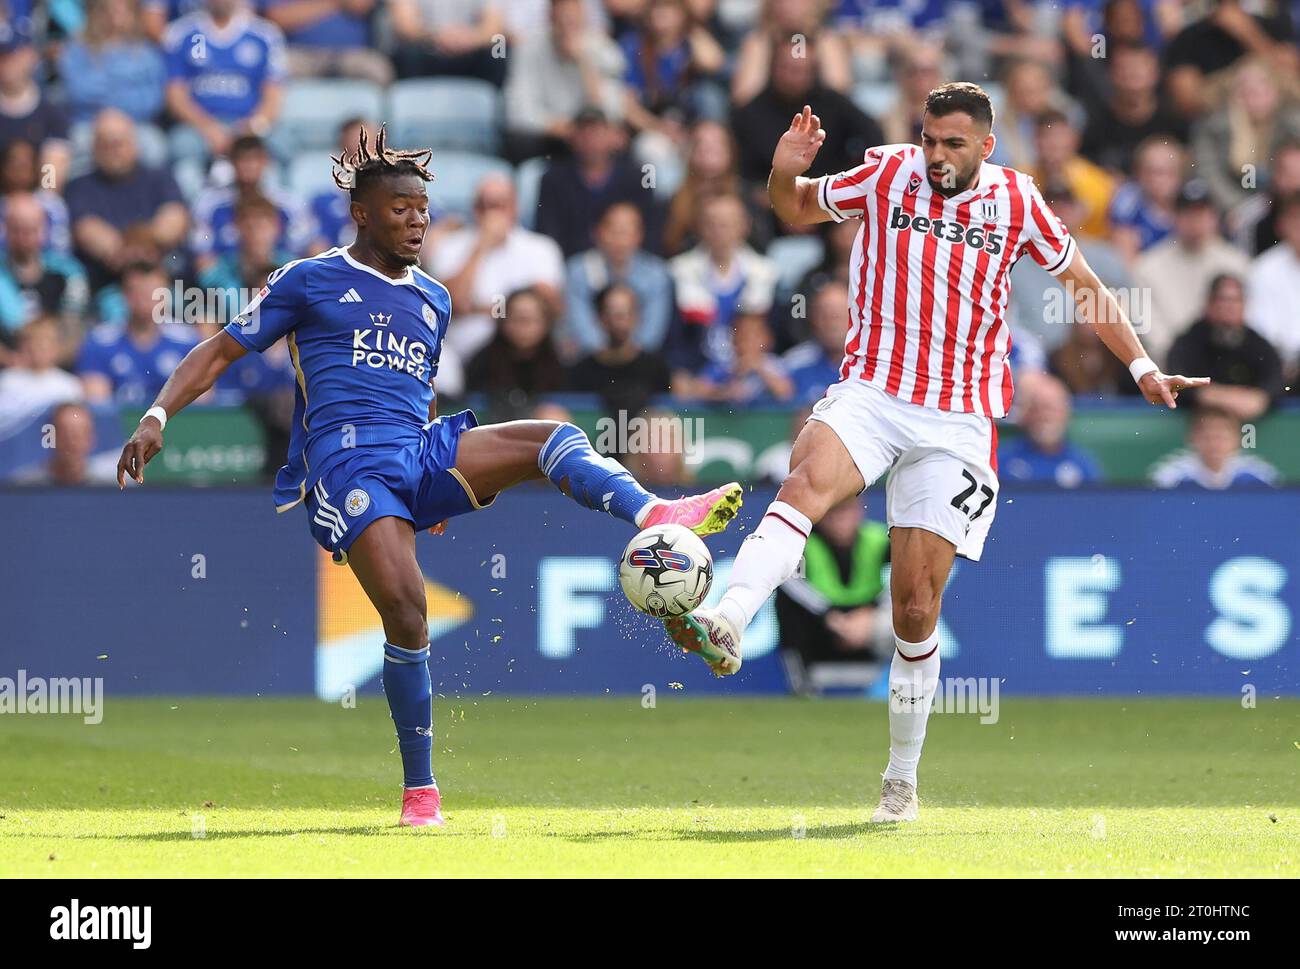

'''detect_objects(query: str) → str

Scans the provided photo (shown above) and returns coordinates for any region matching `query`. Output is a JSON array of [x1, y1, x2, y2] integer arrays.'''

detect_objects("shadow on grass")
[[555, 821, 943, 843]]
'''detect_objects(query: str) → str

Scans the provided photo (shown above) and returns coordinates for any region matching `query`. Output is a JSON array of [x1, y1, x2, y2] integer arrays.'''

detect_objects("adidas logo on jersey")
[[338, 288, 363, 303]]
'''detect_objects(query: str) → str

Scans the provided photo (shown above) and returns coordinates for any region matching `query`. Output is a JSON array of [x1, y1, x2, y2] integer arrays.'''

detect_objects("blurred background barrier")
[[5, 399, 1300, 487], [5, 486, 1296, 699]]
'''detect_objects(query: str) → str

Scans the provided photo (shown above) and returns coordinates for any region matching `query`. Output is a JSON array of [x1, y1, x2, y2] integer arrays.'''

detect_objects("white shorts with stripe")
[[807, 379, 1000, 561]]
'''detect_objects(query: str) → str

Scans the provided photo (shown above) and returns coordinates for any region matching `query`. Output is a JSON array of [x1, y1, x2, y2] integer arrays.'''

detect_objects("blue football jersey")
[[222, 247, 452, 511], [162, 9, 287, 123]]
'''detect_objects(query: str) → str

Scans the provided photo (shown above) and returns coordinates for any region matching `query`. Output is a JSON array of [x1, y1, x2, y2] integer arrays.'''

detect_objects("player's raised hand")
[[772, 105, 826, 178], [117, 418, 163, 488], [1139, 371, 1211, 409]]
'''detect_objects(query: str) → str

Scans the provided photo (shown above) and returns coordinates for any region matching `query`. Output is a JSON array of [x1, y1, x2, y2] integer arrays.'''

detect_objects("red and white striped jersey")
[[816, 144, 1075, 418]]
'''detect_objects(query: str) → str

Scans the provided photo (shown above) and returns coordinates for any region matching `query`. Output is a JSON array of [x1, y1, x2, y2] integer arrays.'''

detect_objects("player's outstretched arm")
[[1056, 249, 1209, 408], [768, 104, 834, 226], [116, 330, 248, 488]]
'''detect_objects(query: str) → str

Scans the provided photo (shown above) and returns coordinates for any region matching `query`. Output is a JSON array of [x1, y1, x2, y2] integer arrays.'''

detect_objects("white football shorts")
[[807, 379, 1000, 561]]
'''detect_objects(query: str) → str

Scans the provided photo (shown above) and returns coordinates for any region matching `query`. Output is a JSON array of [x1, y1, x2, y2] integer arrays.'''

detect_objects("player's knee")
[[777, 463, 830, 523], [376, 591, 428, 645], [894, 590, 938, 637]]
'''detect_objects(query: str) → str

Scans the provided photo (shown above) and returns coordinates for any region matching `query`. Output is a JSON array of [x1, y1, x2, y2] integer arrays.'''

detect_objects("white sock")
[[882, 628, 941, 787], [717, 500, 812, 632]]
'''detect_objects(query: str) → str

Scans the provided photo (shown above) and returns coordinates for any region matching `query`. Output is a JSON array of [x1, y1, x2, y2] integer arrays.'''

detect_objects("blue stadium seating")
[[280, 79, 385, 152], [387, 78, 502, 154], [425, 151, 514, 219]]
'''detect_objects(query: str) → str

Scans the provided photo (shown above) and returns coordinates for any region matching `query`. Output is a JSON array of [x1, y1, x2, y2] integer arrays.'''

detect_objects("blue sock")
[[539, 423, 656, 525], [382, 641, 435, 789]]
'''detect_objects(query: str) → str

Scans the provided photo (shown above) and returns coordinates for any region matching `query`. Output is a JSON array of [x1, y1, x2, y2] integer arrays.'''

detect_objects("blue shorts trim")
[[303, 409, 491, 560]]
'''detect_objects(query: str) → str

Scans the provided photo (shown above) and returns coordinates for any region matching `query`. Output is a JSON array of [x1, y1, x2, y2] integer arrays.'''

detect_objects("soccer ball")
[[619, 523, 713, 618]]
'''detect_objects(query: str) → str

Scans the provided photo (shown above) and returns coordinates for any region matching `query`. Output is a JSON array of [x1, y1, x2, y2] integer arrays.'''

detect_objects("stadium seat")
[[766, 235, 825, 291], [515, 156, 549, 230], [281, 79, 385, 151], [387, 78, 502, 154], [426, 151, 514, 219], [286, 149, 343, 201], [852, 81, 897, 120]]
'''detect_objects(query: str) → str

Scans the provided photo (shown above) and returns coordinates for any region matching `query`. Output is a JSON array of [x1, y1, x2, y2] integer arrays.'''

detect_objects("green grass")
[[1, 697, 1297, 876]]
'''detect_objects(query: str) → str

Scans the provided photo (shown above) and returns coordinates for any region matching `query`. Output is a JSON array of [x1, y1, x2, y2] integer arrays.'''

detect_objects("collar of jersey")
[[339, 246, 416, 286]]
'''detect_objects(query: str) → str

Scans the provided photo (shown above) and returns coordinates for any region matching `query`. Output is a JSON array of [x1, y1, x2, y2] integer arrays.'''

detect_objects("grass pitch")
[[1, 696, 1296, 876]]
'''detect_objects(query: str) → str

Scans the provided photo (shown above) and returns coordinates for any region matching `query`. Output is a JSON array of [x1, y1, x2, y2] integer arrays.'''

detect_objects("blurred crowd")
[[1, 0, 1297, 491]]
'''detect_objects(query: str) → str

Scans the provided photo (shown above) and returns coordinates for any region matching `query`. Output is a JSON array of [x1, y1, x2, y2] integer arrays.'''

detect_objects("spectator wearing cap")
[[390, 0, 508, 87], [999, 371, 1103, 488], [730, 36, 882, 231], [1163, 0, 1299, 120], [1132, 178, 1251, 365], [190, 133, 315, 271], [569, 282, 672, 419], [162, 0, 288, 162], [76, 261, 199, 406], [64, 109, 188, 292], [1030, 109, 1114, 241], [261, 0, 393, 86], [1229, 140, 1300, 255], [1080, 43, 1187, 174], [0, 21, 70, 182], [1246, 191, 1300, 379], [1193, 57, 1300, 213], [430, 174, 565, 365], [1107, 137, 1185, 264], [562, 201, 672, 355], [0, 193, 89, 342], [534, 107, 661, 259], [1167, 273, 1284, 422], [503, 0, 625, 162], [1150, 405, 1279, 490]]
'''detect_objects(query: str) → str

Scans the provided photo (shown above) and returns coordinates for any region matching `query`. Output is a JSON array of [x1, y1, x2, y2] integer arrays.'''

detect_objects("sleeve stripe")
[[817, 175, 847, 222]]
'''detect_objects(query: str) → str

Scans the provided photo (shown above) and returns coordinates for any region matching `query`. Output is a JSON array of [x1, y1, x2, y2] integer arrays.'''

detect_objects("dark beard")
[[927, 166, 979, 198]]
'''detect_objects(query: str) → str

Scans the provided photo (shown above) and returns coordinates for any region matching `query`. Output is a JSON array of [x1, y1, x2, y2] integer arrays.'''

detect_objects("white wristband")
[[1128, 357, 1158, 386], [141, 406, 168, 430]]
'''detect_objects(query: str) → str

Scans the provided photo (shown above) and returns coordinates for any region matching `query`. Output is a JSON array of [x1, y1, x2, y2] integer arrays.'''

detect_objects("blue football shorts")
[[303, 409, 495, 564]]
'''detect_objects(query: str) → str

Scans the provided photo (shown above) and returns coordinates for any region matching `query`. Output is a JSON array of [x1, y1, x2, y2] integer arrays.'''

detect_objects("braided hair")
[[331, 124, 435, 199]]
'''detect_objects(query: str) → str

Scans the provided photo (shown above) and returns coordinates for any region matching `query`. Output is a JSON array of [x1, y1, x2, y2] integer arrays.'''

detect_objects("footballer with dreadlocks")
[[116, 125, 743, 827]]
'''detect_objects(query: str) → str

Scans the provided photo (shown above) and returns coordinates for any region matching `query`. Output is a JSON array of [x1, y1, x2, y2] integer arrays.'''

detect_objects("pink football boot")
[[399, 786, 445, 827], [641, 482, 743, 537]]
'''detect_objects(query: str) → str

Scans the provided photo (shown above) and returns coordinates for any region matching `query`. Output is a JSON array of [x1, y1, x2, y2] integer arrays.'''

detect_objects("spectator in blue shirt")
[[77, 261, 199, 406], [676, 312, 793, 405], [64, 109, 189, 291], [562, 201, 672, 356], [260, 0, 392, 84], [57, 0, 167, 126], [162, 0, 287, 161], [1000, 372, 1104, 488], [1150, 405, 1279, 490], [197, 192, 294, 326], [190, 133, 314, 269], [1108, 136, 1185, 263], [782, 281, 849, 404]]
